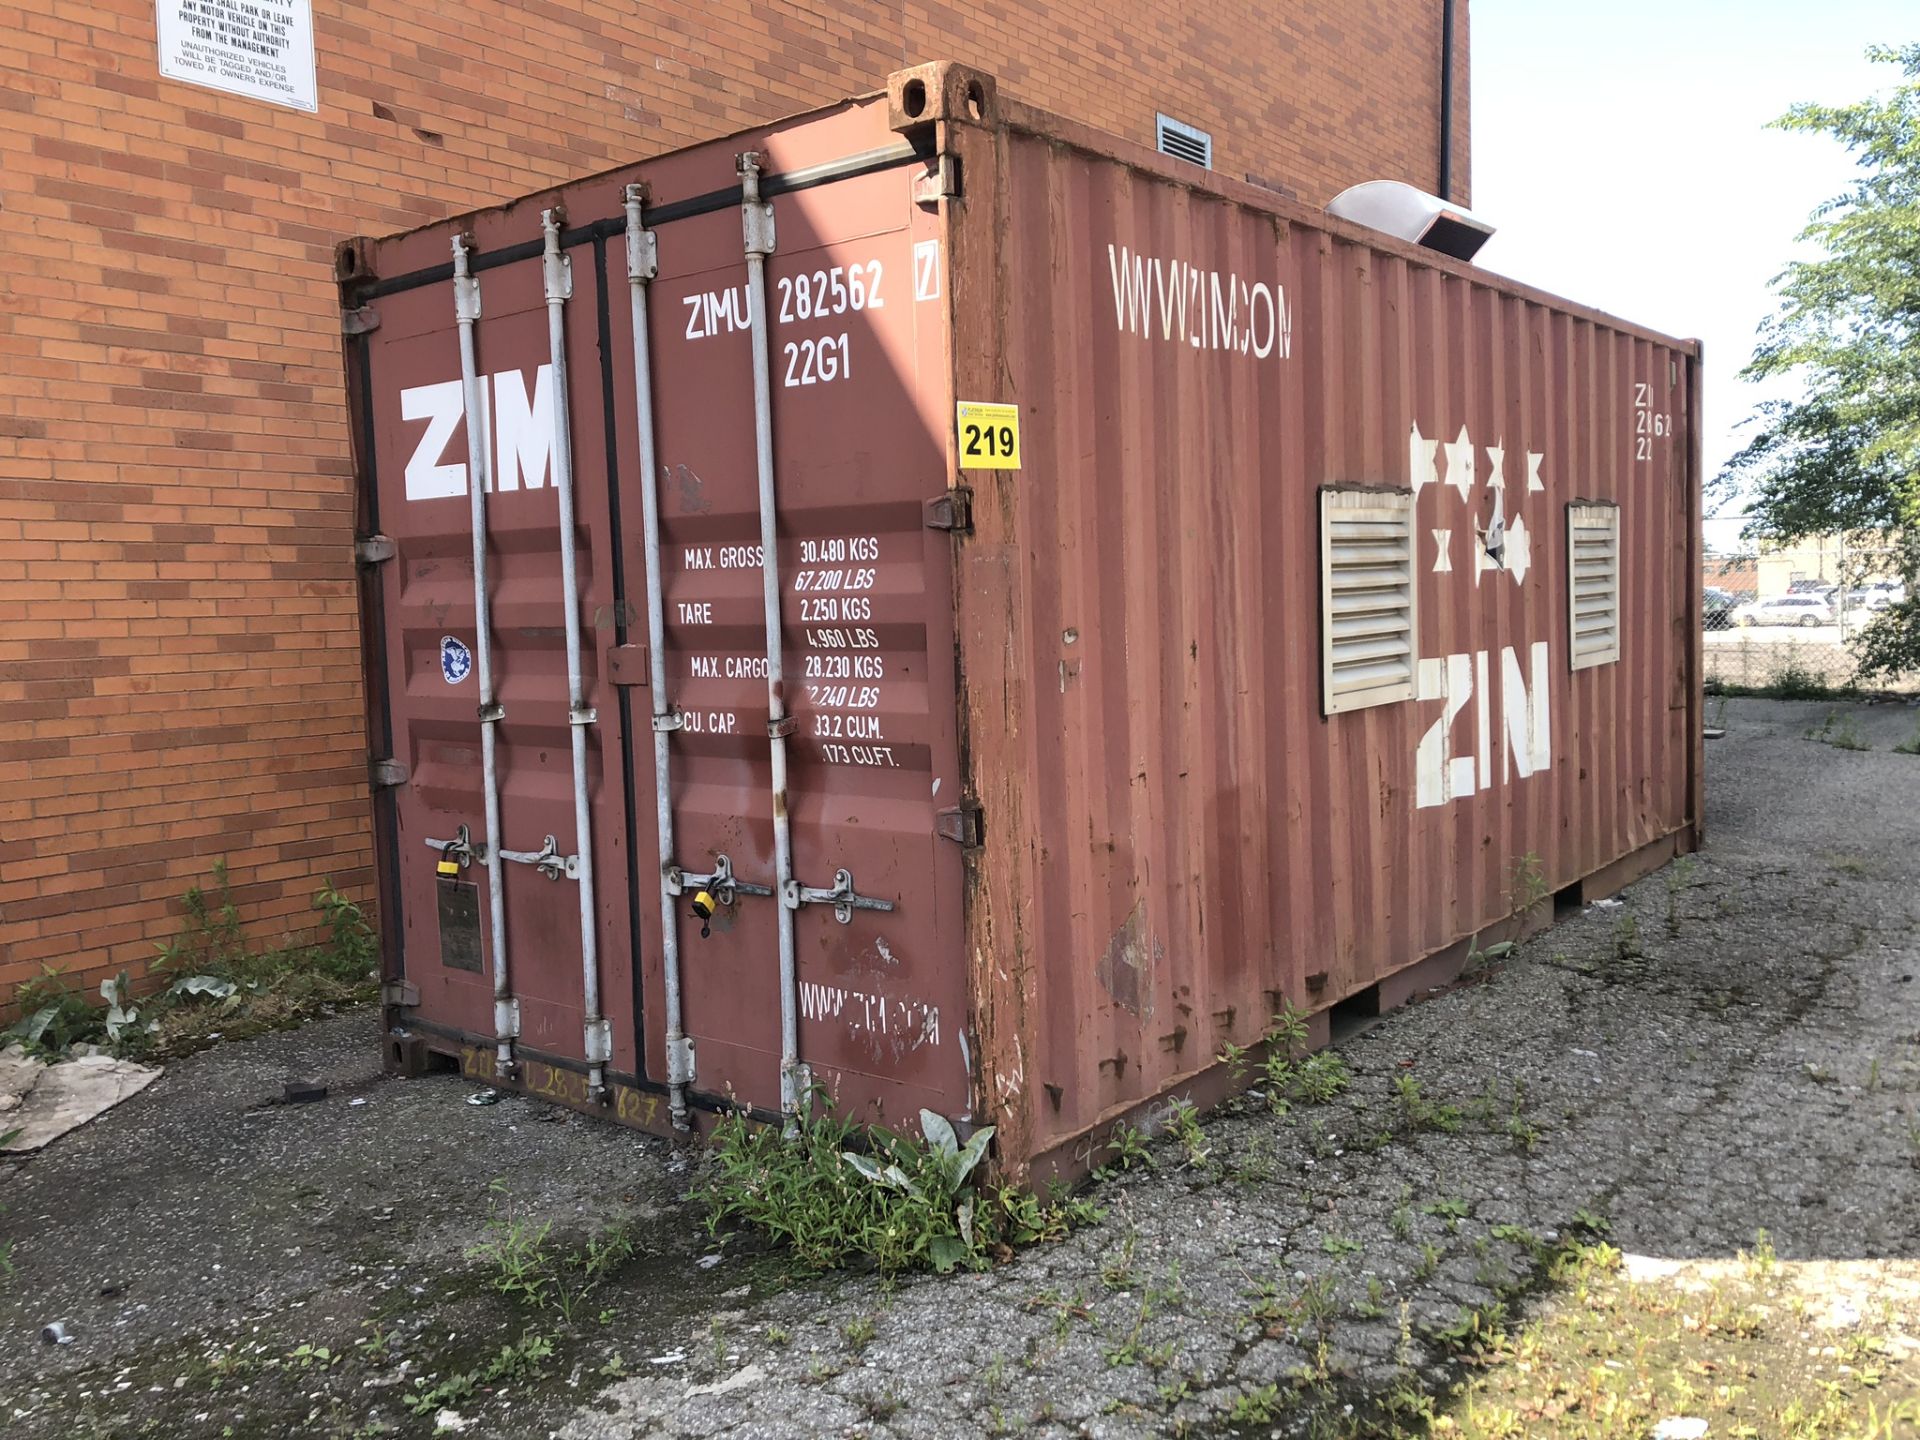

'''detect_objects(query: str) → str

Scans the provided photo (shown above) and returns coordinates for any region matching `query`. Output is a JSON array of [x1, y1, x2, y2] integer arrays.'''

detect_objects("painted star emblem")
[[1409, 421, 1439, 495], [1505, 515, 1531, 585], [1443, 425, 1475, 500]]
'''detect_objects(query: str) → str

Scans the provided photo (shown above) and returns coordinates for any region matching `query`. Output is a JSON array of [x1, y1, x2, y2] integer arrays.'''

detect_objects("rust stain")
[[1094, 898, 1160, 1017]]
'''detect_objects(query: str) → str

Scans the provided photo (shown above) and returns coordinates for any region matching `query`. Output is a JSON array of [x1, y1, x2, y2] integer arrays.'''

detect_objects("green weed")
[[466, 1182, 639, 1319], [353, 1323, 393, 1365], [1100, 1231, 1137, 1291], [1393, 1074, 1462, 1133], [1767, 658, 1847, 700], [5, 866, 379, 1061], [1613, 912, 1642, 961], [1106, 1120, 1154, 1172], [467, 1181, 560, 1308], [282, 1343, 338, 1370], [1291, 1051, 1351, 1103], [1166, 1099, 1211, 1168], [701, 1099, 1097, 1275], [1570, 1206, 1611, 1236], [1509, 852, 1549, 911], [1665, 854, 1698, 932], [484, 1333, 554, 1383], [1260, 1043, 1349, 1115], [1806, 709, 1871, 751], [1227, 1383, 1285, 1424], [401, 1369, 478, 1417], [1432, 1300, 1510, 1356], [1355, 1274, 1388, 1319], [3, 966, 104, 1058]]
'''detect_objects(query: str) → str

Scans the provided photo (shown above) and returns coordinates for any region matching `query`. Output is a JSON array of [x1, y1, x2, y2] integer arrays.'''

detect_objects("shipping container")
[[339, 62, 1703, 1181]]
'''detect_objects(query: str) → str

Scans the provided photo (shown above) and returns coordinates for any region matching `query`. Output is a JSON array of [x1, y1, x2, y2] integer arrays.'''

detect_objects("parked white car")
[[1734, 594, 1835, 627]]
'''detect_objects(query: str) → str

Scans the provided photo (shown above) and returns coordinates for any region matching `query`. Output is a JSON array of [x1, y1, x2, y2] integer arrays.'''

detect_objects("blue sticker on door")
[[441, 636, 473, 684]]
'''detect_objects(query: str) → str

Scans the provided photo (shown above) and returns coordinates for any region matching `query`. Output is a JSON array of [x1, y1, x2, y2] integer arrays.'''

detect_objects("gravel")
[[3, 696, 1917, 1438]]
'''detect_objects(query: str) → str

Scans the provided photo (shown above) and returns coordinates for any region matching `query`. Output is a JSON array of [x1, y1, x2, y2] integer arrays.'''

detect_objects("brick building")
[[0, 1, 1470, 1001]]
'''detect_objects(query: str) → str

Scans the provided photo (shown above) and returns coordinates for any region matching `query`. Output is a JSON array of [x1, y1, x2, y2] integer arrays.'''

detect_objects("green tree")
[[1719, 43, 1920, 680]]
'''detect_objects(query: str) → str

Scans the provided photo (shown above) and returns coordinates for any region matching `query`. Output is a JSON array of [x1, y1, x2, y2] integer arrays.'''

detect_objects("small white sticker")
[[441, 636, 473, 684], [913, 239, 941, 302]]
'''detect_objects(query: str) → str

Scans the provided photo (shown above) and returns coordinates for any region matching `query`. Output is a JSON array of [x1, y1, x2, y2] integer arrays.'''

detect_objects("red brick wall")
[[0, 0, 1468, 1000]]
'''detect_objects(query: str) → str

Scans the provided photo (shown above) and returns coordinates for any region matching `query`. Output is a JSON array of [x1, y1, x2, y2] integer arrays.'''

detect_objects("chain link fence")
[[1702, 540, 1916, 695]]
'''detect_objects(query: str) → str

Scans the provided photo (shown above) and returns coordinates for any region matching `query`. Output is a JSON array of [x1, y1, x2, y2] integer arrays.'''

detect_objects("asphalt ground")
[[4, 696, 1917, 1439]]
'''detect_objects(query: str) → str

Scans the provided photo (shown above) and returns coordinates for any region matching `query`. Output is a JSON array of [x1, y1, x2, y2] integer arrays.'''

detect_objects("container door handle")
[[782, 869, 897, 925]]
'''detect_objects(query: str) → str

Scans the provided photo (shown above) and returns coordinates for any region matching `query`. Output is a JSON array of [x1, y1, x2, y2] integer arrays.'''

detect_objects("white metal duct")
[[1326, 179, 1495, 261]]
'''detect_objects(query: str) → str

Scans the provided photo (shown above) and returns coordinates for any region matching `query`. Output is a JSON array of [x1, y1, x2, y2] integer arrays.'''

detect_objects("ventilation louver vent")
[[1568, 503, 1621, 670], [1320, 488, 1417, 714], [1155, 113, 1213, 169]]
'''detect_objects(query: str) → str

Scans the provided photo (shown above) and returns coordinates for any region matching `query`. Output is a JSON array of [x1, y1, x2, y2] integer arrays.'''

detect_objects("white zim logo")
[[400, 366, 557, 501], [1409, 420, 1555, 811]]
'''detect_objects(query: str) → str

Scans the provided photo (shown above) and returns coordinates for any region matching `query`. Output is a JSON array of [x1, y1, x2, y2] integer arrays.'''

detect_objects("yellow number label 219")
[[956, 400, 1021, 470]]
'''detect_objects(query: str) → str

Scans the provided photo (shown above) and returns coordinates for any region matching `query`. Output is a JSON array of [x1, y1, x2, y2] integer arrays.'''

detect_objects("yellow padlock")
[[436, 857, 459, 878], [690, 889, 716, 938]]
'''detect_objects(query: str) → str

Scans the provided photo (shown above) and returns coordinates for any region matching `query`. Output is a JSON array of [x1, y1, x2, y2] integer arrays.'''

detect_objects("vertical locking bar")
[[737, 152, 805, 1125], [541, 210, 610, 1102], [452, 234, 519, 1078], [623, 185, 694, 1129]]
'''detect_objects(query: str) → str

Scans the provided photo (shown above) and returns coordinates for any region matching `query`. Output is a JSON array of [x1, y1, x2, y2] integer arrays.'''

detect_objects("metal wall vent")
[[1155, 113, 1213, 169], [1568, 503, 1621, 669], [1320, 488, 1417, 714]]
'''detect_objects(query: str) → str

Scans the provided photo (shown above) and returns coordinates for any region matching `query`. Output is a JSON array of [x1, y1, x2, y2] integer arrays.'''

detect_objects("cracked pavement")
[[3, 696, 1918, 1438]]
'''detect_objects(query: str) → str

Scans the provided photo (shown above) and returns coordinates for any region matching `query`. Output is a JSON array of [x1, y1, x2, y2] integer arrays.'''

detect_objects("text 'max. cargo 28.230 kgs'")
[[339, 62, 1702, 1181]]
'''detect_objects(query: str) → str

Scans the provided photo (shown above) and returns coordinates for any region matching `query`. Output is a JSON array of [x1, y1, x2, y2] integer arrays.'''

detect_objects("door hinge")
[[666, 1035, 695, 1087], [604, 643, 649, 687], [383, 980, 420, 1008], [355, 534, 396, 565], [935, 799, 984, 847], [914, 154, 961, 205], [923, 486, 973, 533], [342, 305, 381, 336], [369, 758, 410, 789]]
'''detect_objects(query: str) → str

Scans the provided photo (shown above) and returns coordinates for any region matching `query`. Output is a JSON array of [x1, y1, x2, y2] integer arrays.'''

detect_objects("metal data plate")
[[437, 879, 483, 973]]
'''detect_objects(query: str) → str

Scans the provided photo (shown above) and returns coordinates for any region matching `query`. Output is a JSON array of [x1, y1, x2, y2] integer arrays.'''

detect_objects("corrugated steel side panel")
[[951, 103, 1699, 1168]]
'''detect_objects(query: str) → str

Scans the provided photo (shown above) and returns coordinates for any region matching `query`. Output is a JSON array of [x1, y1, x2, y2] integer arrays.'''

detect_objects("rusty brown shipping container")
[[339, 63, 1702, 1180]]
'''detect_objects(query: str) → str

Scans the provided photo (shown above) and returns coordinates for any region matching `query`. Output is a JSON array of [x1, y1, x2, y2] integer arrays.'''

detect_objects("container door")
[[606, 159, 972, 1127], [360, 244, 638, 1102]]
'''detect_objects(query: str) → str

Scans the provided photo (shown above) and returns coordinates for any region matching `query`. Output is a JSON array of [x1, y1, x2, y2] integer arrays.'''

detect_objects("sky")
[[1470, 0, 1912, 551]]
